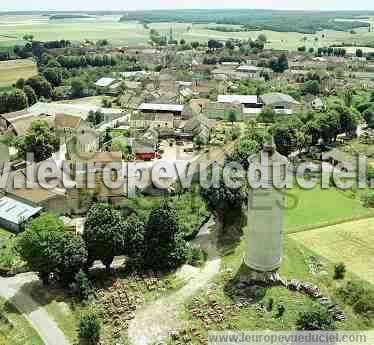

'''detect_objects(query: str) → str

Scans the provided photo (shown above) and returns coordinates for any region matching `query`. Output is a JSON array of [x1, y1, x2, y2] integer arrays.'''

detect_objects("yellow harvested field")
[[291, 218, 374, 283], [0, 59, 38, 87]]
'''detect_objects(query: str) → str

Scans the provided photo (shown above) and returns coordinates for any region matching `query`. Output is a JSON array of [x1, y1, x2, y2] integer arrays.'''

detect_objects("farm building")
[[260, 93, 301, 113], [138, 103, 184, 117], [0, 196, 42, 233], [0, 110, 55, 137], [218, 94, 262, 116], [236, 64, 259, 73], [94, 77, 119, 88], [130, 112, 174, 129], [218, 95, 259, 107]]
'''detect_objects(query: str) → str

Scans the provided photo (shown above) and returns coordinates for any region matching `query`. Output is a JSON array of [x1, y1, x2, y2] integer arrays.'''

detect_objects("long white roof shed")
[[138, 103, 184, 112], [0, 196, 42, 225], [217, 95, 258, 104]]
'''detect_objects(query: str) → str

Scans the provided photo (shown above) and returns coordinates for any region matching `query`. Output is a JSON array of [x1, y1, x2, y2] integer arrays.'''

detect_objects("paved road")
[[0, 272, 70, 345]]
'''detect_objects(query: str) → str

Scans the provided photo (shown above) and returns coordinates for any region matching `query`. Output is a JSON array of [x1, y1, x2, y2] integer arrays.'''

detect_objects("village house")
[[189, 98, 227, 120], [130, 112, 175, 129], [66, 151, 125, 213]]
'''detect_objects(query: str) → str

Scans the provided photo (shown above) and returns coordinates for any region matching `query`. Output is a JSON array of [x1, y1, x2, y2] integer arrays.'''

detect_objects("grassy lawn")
[[24, 283, 79, 344], [0, 297, 44, 345], [0, 59, 37, 87], [284, 184, 374, 233], [0, 228, 13, 241], [291, 218, 374, 284], [57, 96, 109, 107]]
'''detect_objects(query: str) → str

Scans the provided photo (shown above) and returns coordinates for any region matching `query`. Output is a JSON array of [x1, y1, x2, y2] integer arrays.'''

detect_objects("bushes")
[[296, 305, 335, 330], [361, 192, 374, 208], [79, 310, 101, 344], [186, 243, 206, 267], [333, 262, 346, 280], [70, 270, 93, 302], [336, 281, 374, 318], [0, 89, 28, 115]]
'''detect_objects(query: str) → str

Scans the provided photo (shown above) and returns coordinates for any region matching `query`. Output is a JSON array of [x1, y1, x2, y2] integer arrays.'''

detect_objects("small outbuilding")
[[0, 196, 42, 233]]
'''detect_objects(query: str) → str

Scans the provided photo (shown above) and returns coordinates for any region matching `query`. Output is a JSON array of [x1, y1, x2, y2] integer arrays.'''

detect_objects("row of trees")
[[17, 202, 191, 285], [316, 47, 347, 57], [55, 53, 123, 69]]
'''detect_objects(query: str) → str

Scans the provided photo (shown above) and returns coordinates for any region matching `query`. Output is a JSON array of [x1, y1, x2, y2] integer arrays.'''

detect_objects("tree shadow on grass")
[[216, 208, 246, 257]]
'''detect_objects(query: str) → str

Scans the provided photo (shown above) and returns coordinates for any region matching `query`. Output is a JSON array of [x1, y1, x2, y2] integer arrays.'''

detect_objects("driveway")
[[0, 272, 70, 345]]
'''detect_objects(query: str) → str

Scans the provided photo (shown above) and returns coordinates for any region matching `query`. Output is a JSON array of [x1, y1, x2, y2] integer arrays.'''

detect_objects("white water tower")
[[244, 143, 288, 272]]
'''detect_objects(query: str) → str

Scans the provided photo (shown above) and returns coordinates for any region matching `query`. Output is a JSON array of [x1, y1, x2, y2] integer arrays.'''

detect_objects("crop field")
[[0, 59, 37, 87], [1, 15, 374, 52], [291, 218, 374, 284]]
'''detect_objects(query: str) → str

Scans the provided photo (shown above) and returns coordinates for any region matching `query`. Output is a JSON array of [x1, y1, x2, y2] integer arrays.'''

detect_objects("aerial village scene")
[[0, 4, 373, 345]]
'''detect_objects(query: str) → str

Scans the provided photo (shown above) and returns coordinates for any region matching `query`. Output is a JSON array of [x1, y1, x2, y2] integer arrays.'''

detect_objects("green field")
[[0, 59, 37, 87], [284, 184, 374, 233], [1, 14, 374, 51]]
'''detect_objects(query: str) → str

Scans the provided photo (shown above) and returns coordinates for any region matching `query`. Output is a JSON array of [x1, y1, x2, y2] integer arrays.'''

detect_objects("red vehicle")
[[135, 152, 161, 161]]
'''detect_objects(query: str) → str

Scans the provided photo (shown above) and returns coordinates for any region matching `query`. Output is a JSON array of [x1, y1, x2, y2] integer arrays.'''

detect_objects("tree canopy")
[[16, 119, 60, 162]]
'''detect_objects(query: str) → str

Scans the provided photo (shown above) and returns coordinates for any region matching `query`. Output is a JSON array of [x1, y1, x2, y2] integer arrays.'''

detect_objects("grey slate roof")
[[261, 93, 299, 105]]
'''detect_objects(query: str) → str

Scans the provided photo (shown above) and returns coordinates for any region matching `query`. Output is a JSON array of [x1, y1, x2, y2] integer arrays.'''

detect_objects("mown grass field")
[[0, 59, 37, 87], [284, 184, 374, 233], [291, 218, 374, 284], [1, 14, 374, 52], [0, 297, 44, 345]]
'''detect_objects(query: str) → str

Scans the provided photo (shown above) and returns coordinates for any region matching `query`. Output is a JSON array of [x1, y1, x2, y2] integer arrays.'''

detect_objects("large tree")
[[57, 232, 88, 285], [142, 202, 188, 270], [71, 78, 86, 98], [225, 138, 259, 170], [122, 214, 145, 260], [83, 204, 125, 273], [301, 80, 320, 95], [272, 116, 307, 156], [16, 119, 60, 162], [25, 76, 52, 98], [23, 85, 38, 106], [42, 68, 62, 87], [17, 213, 65, 284], [270, 54, 289, 73]]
